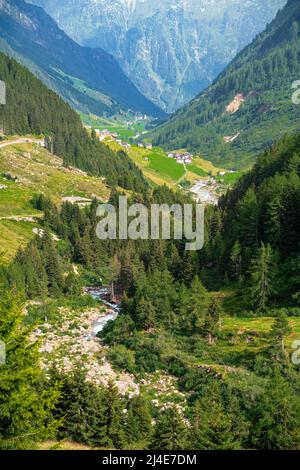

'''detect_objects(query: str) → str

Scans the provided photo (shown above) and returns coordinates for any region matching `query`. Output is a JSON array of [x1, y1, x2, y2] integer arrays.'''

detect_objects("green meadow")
[[148, 152, 186, 181]]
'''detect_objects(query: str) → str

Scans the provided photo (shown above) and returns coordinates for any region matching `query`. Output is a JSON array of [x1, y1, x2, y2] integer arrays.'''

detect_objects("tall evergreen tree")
[[40, 228, 64, 295], [136, 297, 157, 331], [250, 373, 300, 449], [270, 310, 291, 354], [203, 297, 221, 344], [151, 407, 187, 450], [190, 383, 244, 450], [0, 291, 59, 449], [249, 243, 275, 312], [178, 277, 209, 335], [229, 241, 242, 281], [126, 396, 152, 447]]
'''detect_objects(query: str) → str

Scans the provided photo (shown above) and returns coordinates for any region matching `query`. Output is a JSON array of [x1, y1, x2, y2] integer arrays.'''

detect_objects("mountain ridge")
[[29, 0, 286, 112], [149, 0, 300, 169], [0, 0, 165, 118]]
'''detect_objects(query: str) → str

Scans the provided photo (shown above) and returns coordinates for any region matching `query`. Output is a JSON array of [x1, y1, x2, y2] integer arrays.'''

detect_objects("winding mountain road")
[[0, 138, 45, 149]]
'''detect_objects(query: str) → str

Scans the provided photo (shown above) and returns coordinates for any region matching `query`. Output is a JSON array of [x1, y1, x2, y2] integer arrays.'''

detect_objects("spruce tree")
[[229, 241, 242, 281], [126, 396, 152, 447], [203, 297, 221, 344], [136, 297, 156, 331], [101, 381, 126, 449], [270, 310, 291, 354], [151, 407, 187, 450], [0, 290, 59, 449], [250, 373, 300, 449], [40, 228, 64, 295], [190, 383, 243, 450], [52, 368, 108, 447], [249, 243, 275, 312], [178, 277, 209, 335]]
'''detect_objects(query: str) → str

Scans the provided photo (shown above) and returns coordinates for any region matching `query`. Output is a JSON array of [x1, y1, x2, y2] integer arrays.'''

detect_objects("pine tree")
[[79, 226, 93, 268], [203, 297, 221, 344], [136, 297, 156, 331], [250, 373, 300, 449], [0, 290, 59, 449], [101, 381, 126, 449], [178, 277, 209, 335], [237, 188, 259, 250], [270, 310, 291, 354], [126, 396, 152, 447], [117, 252, 134, 295], [151, 407, 187, 450], [249, 243, 275, 312], [212, 232, 224, 268], [264, 196, 282, 246], [52, 368, 108, 447], [40, 228, 64, 295], [229, 241, 242, 281], [190, 383, 244, 450], [64, 271, 82, 296]]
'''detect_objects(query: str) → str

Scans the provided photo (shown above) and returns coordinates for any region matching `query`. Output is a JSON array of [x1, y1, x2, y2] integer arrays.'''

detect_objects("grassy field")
[[108, 142, 178, 187], [107, 141, 226, 188], [0, 141, 110, 261], [38, 440, 92, 451], [148, 152, 186, 181], [187, 164, 207, 178], [222, 316, 300, 346], [0, 219, 38, 262], [215, 171, 243, 185]]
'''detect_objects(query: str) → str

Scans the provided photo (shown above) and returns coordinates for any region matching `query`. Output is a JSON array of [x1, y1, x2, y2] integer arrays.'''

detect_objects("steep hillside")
[[0, 140, 109, 261], [0, 52, 148, 192], [212, 131, 300, 308], [150, 0, 300, 169], [30, 0, 286, 112], [0, 0, 164, 118]]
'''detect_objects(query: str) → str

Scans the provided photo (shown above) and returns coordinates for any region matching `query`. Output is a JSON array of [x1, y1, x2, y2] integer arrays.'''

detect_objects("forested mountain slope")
[[150, 0, 300, 169], [0, 52, 147, 191], [0, 0, 164, 118], [200, 131, 300, 310]]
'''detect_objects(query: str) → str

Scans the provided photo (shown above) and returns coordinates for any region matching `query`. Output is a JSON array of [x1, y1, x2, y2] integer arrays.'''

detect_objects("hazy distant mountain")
[[0, 0, 165, 118], [149, 0, 300, 169], [30, 0, 286, 112]]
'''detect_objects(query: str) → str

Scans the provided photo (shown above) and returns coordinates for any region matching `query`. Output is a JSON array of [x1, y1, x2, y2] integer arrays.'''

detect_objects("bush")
[[107, 345, 136, 374]]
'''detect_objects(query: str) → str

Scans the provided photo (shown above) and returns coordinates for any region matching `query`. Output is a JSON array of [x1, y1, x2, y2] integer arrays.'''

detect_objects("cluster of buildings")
[[118, 141, 131, 150], [137, 142, 153, 150], [93, 128, 132, 149], [95, 129, 118, 141], [167, 151, 193, 165]]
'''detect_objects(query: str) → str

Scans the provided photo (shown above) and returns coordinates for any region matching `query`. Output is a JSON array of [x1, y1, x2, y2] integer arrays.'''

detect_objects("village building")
[[121, 142, 131, 149], [167, 150, 194, 164], [96, 129, 119, 141]]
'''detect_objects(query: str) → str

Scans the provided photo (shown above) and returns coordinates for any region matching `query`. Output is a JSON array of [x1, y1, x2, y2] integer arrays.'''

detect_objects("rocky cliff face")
[[30, 0, 286, 112]]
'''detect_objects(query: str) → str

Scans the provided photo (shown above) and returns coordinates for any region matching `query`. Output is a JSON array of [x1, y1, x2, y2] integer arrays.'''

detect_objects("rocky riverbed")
[[30, 296, 139, 397]]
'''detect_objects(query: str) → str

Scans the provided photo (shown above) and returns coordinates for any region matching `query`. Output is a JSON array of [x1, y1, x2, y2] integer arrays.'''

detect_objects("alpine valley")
[[150, 0, 300, 169], [29, 0, 286, 112], [1, 0, 300, 454]]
